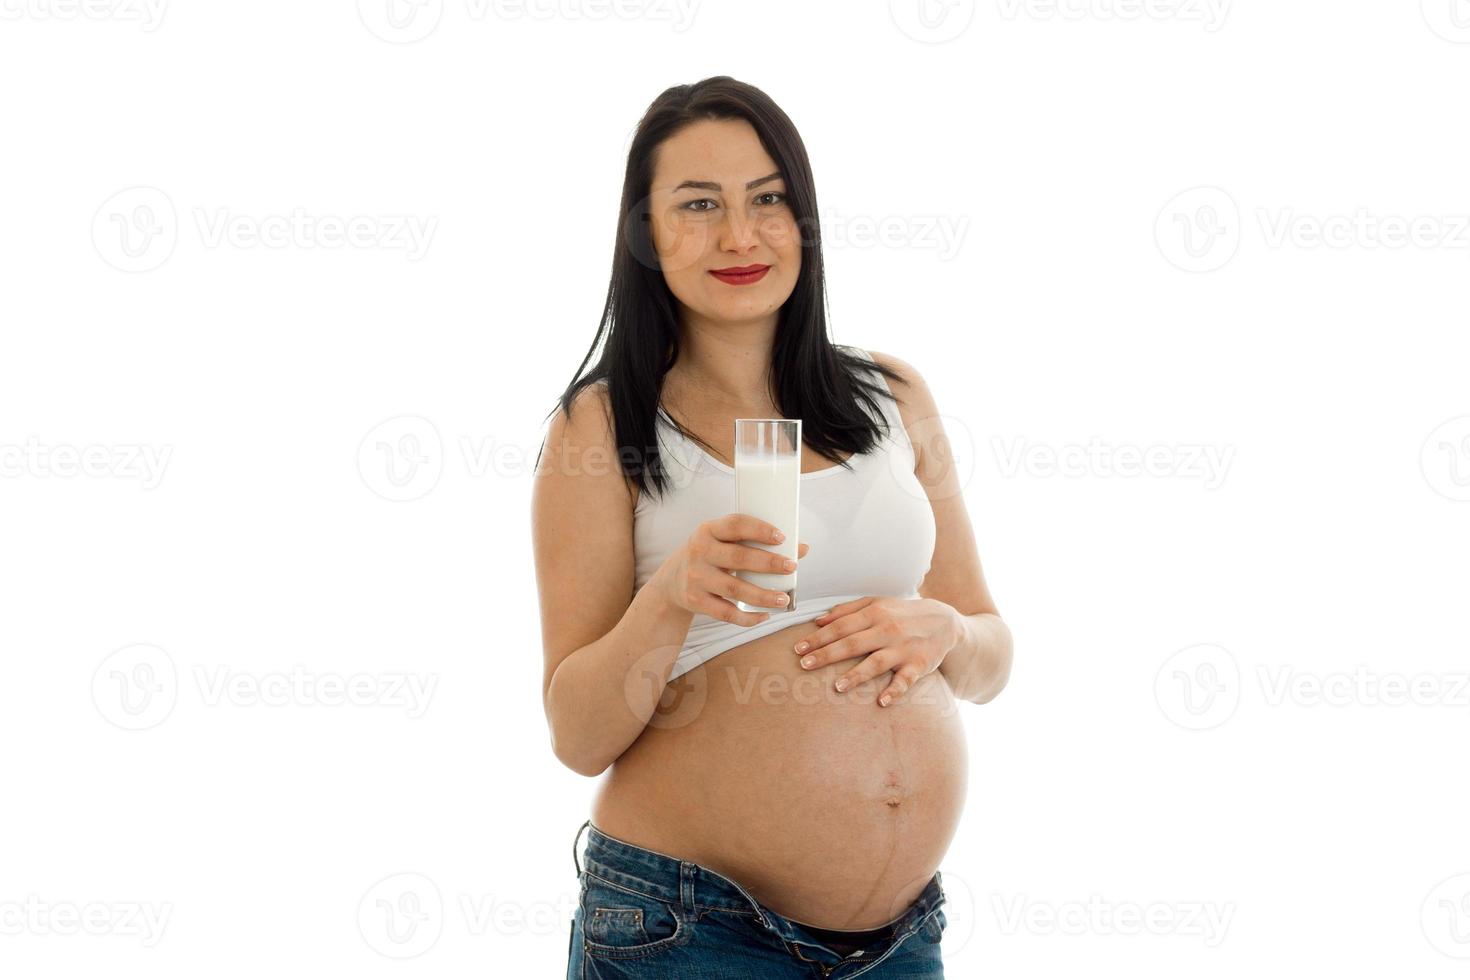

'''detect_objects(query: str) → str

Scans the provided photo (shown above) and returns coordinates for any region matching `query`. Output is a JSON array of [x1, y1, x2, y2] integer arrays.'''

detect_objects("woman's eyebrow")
[[672, 172, 782, 193]]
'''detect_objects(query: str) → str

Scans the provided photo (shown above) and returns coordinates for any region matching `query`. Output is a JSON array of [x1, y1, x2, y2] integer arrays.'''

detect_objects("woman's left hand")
[[791, 596, 960, 707]]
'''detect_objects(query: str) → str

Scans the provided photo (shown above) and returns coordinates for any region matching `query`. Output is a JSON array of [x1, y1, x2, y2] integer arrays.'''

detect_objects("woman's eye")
[[680, 192, 785, 213]]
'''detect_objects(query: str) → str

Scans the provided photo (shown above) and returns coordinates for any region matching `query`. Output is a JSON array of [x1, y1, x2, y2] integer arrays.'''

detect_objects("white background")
[[2, 1, 1468, 977]]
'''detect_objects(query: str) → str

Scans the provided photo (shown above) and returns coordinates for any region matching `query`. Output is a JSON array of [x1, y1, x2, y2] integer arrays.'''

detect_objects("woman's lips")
[[709, 264, 770, 285]]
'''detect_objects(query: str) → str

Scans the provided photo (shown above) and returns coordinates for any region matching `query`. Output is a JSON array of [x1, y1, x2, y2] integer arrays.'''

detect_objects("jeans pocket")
[[580, 873, 685, 958]]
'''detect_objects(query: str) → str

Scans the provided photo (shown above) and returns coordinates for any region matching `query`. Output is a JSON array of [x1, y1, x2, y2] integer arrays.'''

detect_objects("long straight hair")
[[538, 75, 906, 505]]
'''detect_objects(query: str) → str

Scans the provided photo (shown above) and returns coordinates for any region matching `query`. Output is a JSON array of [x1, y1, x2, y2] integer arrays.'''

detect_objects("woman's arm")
[[939, 609, 1013, 704], [533, 384, 691, 777], [869, 350, 1014, 706], [544, 579, 696, 777]]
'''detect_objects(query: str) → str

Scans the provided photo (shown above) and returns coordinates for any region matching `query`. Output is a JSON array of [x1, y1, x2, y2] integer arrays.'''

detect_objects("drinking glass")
[[733, 418, 801, 612]]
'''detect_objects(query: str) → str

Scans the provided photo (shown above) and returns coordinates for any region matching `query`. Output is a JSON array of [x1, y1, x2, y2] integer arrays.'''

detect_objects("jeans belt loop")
[[572, 818, 591, 877]]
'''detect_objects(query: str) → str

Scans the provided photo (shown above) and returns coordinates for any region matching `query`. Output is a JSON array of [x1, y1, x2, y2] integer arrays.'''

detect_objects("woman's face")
[[646, 118, 801, 327]]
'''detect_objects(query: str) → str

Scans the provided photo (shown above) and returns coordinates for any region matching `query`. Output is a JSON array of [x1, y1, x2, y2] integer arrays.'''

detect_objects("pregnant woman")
[[533, 76, 1013, 978]]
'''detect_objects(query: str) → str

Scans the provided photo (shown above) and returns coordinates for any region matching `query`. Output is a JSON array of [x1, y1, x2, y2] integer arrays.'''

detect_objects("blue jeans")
[[566, 819, 949, 978]]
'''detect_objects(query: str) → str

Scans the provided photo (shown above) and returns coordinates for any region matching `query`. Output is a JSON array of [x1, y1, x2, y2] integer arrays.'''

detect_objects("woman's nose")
[[719, 208, 760, 250]]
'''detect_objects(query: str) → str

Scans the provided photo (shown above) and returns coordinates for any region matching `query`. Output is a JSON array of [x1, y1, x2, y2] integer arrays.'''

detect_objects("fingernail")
[[773, 531, 785, 542], [879, 694, 891, 707], [800, 655, 814, 668], [794, 642, 808, 654], [835, 679, 848, 692], [783, 559, 797, 571]]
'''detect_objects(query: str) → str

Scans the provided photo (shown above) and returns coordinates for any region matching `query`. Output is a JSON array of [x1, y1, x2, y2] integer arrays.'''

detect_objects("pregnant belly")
[[589, 617, 969, 930]]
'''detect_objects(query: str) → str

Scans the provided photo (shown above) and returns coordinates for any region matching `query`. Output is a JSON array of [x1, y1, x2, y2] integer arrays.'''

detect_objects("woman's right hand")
[[657, 513, 809, 626]]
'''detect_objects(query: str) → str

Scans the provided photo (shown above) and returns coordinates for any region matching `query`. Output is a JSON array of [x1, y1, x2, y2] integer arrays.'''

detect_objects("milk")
[[733, 420, 801, 611]]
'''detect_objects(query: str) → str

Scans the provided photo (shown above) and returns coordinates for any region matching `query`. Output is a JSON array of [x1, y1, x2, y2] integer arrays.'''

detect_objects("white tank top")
[[630, 347, 937, 681]]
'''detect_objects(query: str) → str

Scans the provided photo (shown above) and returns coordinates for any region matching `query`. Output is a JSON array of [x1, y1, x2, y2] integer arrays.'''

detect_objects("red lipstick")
[[709, 264, 770, 286]]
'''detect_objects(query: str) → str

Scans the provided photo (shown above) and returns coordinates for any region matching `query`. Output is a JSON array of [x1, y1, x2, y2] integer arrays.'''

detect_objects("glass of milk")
[[732, 418, 801, 612]]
